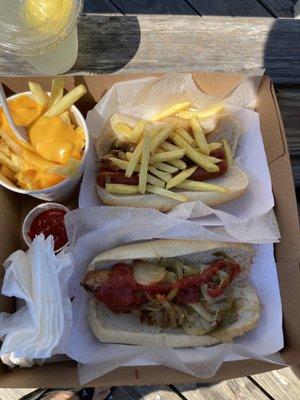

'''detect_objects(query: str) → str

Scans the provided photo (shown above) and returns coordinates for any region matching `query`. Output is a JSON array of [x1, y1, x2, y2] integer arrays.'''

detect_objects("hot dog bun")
[[86, 240, 259, 347]]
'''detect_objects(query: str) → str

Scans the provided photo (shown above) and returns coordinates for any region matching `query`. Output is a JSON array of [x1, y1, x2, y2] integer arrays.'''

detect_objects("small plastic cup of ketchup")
[[22, 203, 69, 253]]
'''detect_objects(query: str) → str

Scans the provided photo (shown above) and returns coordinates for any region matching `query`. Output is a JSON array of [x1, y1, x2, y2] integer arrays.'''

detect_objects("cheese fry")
[[146, 184, 187, 202], [0, 164, 16, 181], [59, 111, 71, 125], [222, 139, 233, 167], [0, 140, 11, 157], [191, 117, 210, 155], [148, 166, 172, 182], [209, 142, 223, 151], [176, 128, 195, 146], [48, 77, 64, 108], [106, 183, 139, 195], [28, 82, 48, 108], [150, 149, 185, 164], [177, 103, 224, 120], [172, 134, 219, 173], [146, 174, 165, 188], [154, 162, 179, 173], [45, 84, 87, 117], [176, 180, 229, 193], [150, 102, 191, 121], [125, 140, 143, 177], [139, 132, 151, 194], [166, 166, 197, 190], [150, 123, 175, 155], [0, 151, 19, 172]]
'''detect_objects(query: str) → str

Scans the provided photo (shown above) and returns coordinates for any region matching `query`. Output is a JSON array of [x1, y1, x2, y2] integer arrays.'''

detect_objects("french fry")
[[193, 150, 222, 163], [160, 141, 181, 152], [177, 103, 224, 120], [59, 111, 71, 125], [106, 183, 139, 195], [150, 123, 175, 155], [176, 128, 195, 146], [114, 123, 133, 140], [125, 140, 143, 177], [0, 164, 16, 181], [150, 149, 185, 164], [0, 171, 16, 186], [148, 166, 172, 182], [108, 157, 139, 172], [146, 174, 165, 188], [166, 166, 197, 190], [0, 151, 19, 172], [222, 139, 233, 167], [155, 162, 179, 173], [146, 184, 187, 202], [28, 82, 49, 108], [191, 117, 210, 155], [139, 132, 151, 194], [150, 102, 191, 121], [48, 77, 64, 108], [172, 134, 219, 172], [167, 158, 187, 170], [209, 142, 223, 151], [131, 120, 147, 143], [44, 84, 87, 117], [176, 180, 229, 193], [0, 140, 11, 157], [48, 158, 80, 178]]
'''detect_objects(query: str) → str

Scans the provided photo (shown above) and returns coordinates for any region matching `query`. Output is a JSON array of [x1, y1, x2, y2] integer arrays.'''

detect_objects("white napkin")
[[0, 235, 74, 367]]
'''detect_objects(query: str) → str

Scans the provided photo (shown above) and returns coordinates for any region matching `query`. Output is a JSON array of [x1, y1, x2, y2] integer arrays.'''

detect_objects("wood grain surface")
[[1, 16, 300, 84], [186, 0, 272, 16], [258, 0, 297, 17], [109, 0, 198, 15]]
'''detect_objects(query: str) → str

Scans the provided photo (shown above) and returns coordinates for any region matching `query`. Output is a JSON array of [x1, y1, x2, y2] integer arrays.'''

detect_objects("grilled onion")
[[132, 260, 166, 286]]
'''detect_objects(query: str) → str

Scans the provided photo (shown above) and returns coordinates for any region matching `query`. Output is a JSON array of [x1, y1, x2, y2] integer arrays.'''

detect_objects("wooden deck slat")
[[83, 0, 122, 14], [1, 16, 300, 84], [251, 367, 300, 400], [108, 0, 198, 15], [258, 0, 297, 17], [186, 0, 272, 16], [174, 377, 271, 400], [110, 385, 183, 399]]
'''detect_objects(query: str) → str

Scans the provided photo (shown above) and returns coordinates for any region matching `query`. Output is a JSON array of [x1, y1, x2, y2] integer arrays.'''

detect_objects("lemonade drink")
[[0, 0, 83, 74]]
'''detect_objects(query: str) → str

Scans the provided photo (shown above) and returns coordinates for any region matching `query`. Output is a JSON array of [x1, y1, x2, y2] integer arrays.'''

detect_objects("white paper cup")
[[0, 91, 89, 201], [22, 203, 70, 252]]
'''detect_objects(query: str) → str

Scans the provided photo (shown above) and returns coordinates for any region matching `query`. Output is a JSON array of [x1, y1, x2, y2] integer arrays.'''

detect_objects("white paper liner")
[[64, 207, 284, 385], [79, 73, 280, 242]]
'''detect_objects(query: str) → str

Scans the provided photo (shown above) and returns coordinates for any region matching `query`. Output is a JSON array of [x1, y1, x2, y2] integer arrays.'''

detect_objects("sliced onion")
[[189, 302, 215, 322], [132, 260, 166, 286]]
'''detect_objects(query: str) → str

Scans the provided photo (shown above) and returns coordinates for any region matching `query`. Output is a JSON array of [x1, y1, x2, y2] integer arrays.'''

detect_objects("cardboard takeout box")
[[0, 73, 299, 387]]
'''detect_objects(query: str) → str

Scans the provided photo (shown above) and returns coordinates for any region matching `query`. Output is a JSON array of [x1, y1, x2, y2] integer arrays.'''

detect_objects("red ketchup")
[[28, 208, 68, 251]]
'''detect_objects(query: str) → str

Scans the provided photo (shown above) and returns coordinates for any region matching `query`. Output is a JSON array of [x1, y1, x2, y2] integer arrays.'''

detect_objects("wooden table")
[[0, 1, 299, 399]]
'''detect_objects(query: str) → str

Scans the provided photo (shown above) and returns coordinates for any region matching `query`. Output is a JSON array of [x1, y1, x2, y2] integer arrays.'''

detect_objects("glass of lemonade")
[[0, 0, 83, 74]]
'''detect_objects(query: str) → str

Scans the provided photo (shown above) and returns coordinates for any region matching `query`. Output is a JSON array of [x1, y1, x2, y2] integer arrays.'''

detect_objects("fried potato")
[[150, 123, 175, 155], [0, 151, 19, 172], [106, 183, 139, 195], [150, 102, 191, 121], [59, 111, 71, 125], [0, 140, 11, 157], [160, 141, 181, 152], [176, 127, 195, 146], [222, 138, 233, 167], [146, 184, 187, 202], [146, 174, 165, 188], [172, 134, 219, 173], [154, 162, 179, 173], [139, 132, 151, 194], [45, 84, 87, 117], [191, 117, 210, 155], [125, 140, 143, 177], [176, 180, 229, 193], [48, 77, 64, 108], [166, 166, 197, 190], [150, 149, 185, 164], [148, 166, 172, 182], [28, 82, 49, 108], [108, 157, 139, 172], [177, 103, 224, 120], [209, 142, 223, 151], [167, 158, 187, 170], [132, 120, 147, 143], [0, 164, 16, 181]]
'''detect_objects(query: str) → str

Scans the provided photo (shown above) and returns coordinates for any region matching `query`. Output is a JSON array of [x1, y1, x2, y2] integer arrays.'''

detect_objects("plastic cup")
[[0, 0, 83, 74], [0, 91, 90, 202]]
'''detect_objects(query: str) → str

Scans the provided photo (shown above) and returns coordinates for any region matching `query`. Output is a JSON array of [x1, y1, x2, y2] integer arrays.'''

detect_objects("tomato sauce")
[[94, 259, 241, 313], [28, 208, 68, 251]]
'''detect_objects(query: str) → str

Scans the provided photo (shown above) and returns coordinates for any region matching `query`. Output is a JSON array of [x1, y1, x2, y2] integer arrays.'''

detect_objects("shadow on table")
[[72, 16, 140, 74]]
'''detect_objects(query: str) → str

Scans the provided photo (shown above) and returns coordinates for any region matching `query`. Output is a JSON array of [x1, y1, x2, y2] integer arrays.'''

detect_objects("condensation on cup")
[[0, 0, 83, 75]]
